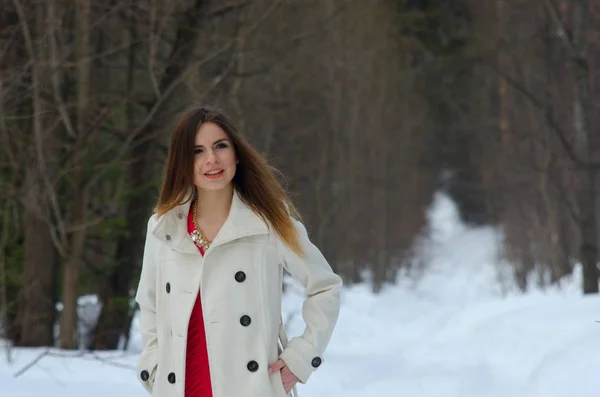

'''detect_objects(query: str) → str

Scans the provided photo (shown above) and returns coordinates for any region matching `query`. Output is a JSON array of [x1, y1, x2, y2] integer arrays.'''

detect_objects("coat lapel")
[[151, 189, 269, 254]]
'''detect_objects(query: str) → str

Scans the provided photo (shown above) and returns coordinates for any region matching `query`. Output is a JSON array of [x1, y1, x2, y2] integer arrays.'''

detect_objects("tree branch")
[[208, 0, 252, 18], [544, 0, 579, 58], [478, 57, 600, 168]]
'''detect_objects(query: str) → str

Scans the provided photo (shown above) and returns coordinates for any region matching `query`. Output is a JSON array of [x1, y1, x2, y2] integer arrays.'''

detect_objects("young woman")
[[134, 105, 342, 397]]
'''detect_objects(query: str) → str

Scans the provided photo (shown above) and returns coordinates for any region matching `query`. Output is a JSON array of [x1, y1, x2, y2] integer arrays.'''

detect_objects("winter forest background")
[[1, 1, 600, 396]]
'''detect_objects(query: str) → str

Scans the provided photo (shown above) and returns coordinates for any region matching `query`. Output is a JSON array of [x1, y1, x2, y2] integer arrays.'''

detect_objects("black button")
[[311, 357, 322, 368], [140, 370, 149, 381], [167, 372, 176, 384], [240, 315, 251, 326], [166, 282, 170, 293], [235, 271, 246, 282], [165, 234, 171, 241], [247, 360, 259, 372]]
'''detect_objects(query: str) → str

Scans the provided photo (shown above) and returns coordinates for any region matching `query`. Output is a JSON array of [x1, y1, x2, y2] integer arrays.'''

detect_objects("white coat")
[[134, 191, 342, 397]]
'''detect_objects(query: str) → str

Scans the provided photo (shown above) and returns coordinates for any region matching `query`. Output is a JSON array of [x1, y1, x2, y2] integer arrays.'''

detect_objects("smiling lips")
[[204, 169, 224, 179]]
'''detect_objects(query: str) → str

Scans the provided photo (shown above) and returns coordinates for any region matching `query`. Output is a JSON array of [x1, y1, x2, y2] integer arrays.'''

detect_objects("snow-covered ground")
[[2, 193, 599, 397]]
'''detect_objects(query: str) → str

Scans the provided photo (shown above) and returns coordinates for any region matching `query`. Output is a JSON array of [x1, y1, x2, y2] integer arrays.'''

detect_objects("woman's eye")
[[215, 142, 229, 149], [194, 148, 203, 154]]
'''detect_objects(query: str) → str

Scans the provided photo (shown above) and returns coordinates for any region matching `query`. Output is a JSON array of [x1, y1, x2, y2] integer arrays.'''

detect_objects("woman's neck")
[[195, 184, 234, 224]]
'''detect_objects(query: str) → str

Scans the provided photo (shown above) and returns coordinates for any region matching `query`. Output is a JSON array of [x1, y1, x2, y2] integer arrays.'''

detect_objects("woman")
[[135, 105, 342, 397]]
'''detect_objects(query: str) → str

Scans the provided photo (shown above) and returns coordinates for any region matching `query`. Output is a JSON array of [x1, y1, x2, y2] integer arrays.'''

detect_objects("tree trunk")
[[571, 0, 598, 293], [59, 0, 91, 349], [12, 0, 58, 347], [16, 169, 57, 346], [93, 18, 140, 350]]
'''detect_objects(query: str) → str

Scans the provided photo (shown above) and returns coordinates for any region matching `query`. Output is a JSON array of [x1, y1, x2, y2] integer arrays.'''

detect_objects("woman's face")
[[193, 122, 237, 192]]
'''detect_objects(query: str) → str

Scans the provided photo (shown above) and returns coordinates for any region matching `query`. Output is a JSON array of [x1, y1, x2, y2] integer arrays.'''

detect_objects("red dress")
[[185, 208, 213, 397]]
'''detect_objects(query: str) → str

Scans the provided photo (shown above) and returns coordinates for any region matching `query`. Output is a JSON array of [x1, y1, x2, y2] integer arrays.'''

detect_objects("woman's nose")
[[206, 149, 218, 164]]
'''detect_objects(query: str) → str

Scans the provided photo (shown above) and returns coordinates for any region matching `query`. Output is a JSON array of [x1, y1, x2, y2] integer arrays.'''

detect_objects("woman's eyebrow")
[[194, 138, 229, 148]]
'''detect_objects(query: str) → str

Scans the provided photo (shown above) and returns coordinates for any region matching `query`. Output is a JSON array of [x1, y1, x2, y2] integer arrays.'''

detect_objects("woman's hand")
[[268, 359, 299, 393]]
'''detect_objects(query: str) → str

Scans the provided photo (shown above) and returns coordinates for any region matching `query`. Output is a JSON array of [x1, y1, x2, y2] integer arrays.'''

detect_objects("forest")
[[1, 0, 599, 350]]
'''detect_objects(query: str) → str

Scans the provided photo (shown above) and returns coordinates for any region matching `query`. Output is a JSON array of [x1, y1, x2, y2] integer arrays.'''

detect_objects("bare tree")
[[11, 0, 59, 347], [544, 0, 598, 293], [58, 0, 92, 349]]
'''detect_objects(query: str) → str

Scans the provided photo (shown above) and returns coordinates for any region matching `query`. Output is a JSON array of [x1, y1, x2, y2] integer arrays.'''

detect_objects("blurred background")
[[1, 1, 600, 396]]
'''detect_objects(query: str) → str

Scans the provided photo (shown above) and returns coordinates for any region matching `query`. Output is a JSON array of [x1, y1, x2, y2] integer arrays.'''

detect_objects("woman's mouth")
[[204, 169, 224, 179]]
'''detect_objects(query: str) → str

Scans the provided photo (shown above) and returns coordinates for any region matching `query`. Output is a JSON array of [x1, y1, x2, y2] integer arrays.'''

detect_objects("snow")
[[2, 192, 599, 397]]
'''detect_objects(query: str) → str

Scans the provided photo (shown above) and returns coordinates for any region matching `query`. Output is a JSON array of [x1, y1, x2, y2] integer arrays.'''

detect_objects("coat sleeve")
[[134, 215, 160, 394], [277, 217, 342, 384]]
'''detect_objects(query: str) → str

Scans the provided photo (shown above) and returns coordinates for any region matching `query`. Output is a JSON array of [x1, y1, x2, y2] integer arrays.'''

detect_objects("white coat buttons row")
[[237, 271, 257, 373]]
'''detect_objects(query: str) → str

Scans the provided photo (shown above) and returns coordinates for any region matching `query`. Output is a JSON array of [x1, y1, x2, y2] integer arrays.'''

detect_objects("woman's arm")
[[134, 216, 160, 394], [276, 217, 343, 384]]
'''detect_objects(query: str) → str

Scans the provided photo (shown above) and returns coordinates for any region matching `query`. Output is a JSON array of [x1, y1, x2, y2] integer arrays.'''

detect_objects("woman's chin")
[[196, 180, 234, 192]]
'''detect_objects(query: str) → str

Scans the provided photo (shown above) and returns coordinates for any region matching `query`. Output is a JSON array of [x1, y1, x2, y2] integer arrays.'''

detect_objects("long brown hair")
[[155, 105, 304, 257]]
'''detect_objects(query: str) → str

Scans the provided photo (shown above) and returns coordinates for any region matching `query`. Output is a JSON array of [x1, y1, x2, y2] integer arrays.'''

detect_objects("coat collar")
[[152, 189, 269, 254]]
